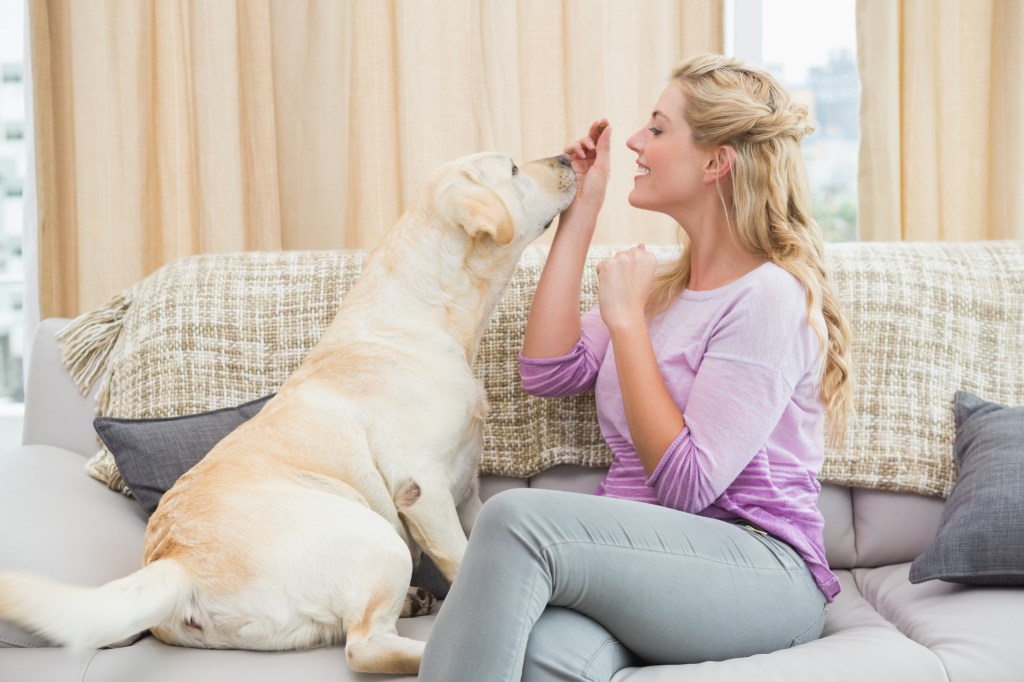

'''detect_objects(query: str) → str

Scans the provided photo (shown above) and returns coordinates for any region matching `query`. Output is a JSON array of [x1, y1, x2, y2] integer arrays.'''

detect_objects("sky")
[[0, 0, 22, 62], [760, 0, 857, 85]]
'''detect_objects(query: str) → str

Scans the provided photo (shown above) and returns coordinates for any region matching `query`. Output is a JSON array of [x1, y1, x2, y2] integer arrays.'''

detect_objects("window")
[[726, 0, 859, 242], [0, 0, 26, 405], [5, 121, 23, 141]]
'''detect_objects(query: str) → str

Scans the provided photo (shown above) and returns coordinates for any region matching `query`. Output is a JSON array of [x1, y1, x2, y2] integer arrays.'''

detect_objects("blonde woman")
[[420, 53, 852, 680]]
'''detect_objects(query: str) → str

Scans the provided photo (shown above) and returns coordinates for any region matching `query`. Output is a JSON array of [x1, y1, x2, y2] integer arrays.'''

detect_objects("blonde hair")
[[647, 53, 852, 445]]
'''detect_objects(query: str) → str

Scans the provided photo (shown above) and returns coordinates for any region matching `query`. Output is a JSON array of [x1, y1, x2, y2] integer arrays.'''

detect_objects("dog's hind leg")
[[344, 589, 425, 674], [335, 524, 427, 673], [395, 478, 469, 583], [401, 586, 436, 617]]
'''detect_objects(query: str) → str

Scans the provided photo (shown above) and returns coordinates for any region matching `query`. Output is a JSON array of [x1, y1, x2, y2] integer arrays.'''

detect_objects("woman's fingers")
[[566, 119, 610, 161], [588, 119, 609, 143]]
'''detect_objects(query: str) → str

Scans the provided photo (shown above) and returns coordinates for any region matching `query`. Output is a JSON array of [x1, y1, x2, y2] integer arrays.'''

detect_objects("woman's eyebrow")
[[651, 110, 669, 122]]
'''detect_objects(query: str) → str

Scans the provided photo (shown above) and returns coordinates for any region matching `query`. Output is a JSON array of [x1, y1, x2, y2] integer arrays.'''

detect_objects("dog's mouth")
[[526, 155, 577, 232]]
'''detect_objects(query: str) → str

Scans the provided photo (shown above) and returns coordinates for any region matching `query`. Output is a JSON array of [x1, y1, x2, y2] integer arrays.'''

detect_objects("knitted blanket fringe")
[[55, 290, 131, 411]]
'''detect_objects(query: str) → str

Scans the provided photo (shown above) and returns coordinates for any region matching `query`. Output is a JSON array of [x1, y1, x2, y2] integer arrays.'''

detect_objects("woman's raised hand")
[[562, 119, 612, 219]]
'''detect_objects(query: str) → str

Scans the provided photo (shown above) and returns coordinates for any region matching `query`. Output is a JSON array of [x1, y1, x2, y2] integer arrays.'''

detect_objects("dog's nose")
[[555, 154, 572, 168]]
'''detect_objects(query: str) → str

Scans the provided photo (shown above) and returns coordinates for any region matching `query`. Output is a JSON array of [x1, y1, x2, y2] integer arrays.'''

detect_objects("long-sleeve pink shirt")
[[519, 262, 840, 601]]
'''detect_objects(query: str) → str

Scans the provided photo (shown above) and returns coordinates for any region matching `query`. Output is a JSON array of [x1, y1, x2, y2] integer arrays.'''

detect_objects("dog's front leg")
[[397, 480, 469, 583]]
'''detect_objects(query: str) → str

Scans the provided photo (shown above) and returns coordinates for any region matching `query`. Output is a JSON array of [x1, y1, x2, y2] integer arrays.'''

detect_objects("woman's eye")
[[648, 127, 663, 137], [512, 164, 519, 176]]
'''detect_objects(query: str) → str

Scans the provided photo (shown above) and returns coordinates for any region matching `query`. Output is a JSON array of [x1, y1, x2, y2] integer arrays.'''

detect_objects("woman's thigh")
[[491, 488, 827, 665]]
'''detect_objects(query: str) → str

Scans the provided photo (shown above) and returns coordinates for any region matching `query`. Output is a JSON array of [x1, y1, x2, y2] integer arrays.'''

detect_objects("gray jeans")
[[419, 488, 827, 681]]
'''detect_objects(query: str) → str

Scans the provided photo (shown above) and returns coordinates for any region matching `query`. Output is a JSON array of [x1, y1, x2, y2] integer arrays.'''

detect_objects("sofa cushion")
[[817, 485, 855, 570], [909, 392, 1024, 585], [93, 394, 274, 514], [856, 562, 1024, 680], [0, 647, 98, 681], [81, 616, 436, 682], [851, 488, 944, 567], [0, 446, 147, 648]]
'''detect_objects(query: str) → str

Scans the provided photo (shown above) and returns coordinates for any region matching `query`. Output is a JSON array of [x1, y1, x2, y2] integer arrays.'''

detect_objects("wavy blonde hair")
[[646, 53, 852, 445]]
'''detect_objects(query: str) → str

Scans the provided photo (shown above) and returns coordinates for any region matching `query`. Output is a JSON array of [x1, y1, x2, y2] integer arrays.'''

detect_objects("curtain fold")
[[30, 0, 722, 318], [857, 0, 1024, 241]]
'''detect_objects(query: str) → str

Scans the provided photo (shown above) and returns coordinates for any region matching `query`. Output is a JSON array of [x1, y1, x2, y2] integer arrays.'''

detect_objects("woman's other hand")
[[597, 245, 658, 331]]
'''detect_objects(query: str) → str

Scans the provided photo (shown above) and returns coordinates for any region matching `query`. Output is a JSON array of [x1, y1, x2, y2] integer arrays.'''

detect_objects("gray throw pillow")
[[92, 395, 450, 597], [909, 391, 1024, 585], [94, 395, 274, 515]]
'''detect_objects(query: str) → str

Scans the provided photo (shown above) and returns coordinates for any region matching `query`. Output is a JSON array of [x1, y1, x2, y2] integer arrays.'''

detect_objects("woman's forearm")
[[522, 209, 598, 358], [524, 119, 611, 359], [608, 321, 686, 475]]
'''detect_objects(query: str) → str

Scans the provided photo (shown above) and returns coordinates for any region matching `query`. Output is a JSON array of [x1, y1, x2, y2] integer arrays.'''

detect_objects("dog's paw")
[[400, 586, 437, 618]]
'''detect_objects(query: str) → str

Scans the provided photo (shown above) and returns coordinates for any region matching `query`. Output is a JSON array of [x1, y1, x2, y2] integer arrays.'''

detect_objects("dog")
[[0, 152, 576, 674]]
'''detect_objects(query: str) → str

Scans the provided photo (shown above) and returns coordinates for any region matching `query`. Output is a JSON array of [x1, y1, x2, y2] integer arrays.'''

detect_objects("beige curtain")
[[857, 0, 1024, 241], [30, 0, 722, 318]]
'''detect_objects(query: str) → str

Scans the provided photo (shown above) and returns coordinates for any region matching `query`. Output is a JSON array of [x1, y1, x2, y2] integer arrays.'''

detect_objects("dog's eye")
[[511, 163, 519, 177]]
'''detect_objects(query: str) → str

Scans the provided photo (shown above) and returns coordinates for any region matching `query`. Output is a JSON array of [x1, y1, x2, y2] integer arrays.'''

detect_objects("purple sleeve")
[[645, 427, 705, 511], [518, 306, 610, 397]]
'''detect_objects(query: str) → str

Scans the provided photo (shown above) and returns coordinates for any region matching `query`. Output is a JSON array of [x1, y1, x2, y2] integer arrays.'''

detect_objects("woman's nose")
[[625, 129, 644, 153]]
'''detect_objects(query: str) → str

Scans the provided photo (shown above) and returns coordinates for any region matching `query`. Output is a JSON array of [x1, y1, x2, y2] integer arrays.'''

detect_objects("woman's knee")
[[474, 488, 557, 536], [468, 488, 567, 559]]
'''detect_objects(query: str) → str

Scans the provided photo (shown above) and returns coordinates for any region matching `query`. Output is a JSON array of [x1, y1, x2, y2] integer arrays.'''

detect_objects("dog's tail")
[[0, 559, 191, 649]]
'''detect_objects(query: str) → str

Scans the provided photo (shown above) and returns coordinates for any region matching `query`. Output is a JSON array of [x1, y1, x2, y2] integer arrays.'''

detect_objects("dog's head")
[[427, 152, 576, 250]]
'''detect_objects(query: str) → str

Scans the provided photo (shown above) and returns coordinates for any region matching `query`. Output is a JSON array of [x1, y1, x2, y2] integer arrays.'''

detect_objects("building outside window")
[[728, 0, 859, 242], [0, 0, 26, 406]]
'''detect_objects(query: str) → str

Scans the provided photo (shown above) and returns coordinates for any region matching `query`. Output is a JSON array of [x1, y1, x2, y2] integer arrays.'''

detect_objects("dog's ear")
[[455, 185, 515, 245], [440, 170, 515, 245]]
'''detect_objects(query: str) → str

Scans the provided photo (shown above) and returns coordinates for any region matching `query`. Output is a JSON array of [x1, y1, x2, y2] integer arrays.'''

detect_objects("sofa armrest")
[[22, 318, 101, 456]]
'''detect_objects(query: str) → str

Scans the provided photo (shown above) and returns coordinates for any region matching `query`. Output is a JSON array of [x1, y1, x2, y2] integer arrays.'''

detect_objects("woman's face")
[[625, 84, 711, 217]]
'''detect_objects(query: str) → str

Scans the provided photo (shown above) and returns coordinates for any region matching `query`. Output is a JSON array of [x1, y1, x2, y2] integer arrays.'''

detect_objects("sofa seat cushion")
[[855, 562, 1024, 680], [79, 615, 435, 682], [0, 646, 99, 681], [610, 570, 946, 681], [0, 446, 147, 648]]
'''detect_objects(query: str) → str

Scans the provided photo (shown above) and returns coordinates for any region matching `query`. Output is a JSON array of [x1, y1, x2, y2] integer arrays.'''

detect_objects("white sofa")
[[2, 242, 1023, 681]]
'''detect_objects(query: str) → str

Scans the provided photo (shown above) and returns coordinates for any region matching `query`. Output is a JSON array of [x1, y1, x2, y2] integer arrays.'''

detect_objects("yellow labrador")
[[0, 152, 576, 674]]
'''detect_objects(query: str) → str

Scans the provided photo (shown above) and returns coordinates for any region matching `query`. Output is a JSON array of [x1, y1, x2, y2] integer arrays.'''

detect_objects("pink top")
[[519, 262, 839, 601]]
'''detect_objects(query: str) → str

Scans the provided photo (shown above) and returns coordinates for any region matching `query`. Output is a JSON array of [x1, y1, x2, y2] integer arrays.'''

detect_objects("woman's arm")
[[597, 246, 685, 475], [522, 120, 612, 358], [608, 323, 686, 475]]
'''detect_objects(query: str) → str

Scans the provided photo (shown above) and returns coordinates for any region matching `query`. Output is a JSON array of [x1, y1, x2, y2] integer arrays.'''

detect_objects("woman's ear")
[[703, 146, 736, 183]]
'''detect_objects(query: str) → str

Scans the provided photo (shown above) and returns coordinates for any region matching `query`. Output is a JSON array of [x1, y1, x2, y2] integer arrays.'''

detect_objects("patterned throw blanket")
[[60, 241, 1024, 500]]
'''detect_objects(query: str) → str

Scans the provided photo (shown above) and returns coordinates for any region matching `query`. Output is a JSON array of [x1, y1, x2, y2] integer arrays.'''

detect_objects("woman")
[[419, 53, 852, 681]]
